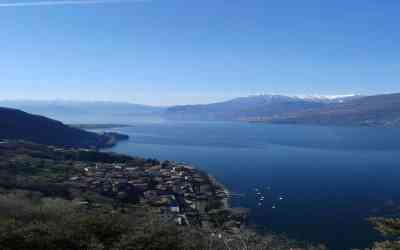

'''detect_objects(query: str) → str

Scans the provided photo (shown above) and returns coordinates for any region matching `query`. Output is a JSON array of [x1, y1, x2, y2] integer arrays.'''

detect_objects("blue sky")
[[1, 0, 400, 105]]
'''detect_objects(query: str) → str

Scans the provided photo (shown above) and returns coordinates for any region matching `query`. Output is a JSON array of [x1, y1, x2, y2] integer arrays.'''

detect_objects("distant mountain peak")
[[242, 94, 364, 104], [292, 94, 361, 99], [249, 93, 361, 100], [165, 93, 368, 121]]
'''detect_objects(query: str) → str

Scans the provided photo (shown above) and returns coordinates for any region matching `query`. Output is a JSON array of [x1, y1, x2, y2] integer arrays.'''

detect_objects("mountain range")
[[164, 93, 400, 127], [164, 94, 364, 121], [262, 93, 400, 127], [2, 93, 400, 127]]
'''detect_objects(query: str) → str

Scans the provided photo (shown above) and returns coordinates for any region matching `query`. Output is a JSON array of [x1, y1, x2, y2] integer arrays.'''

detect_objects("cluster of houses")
[[1, 141, 244, 231], [68, 159, 229, 227]]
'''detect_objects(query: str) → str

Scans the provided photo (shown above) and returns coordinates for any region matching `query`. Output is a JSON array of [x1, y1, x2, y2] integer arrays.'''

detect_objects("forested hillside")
[[0, 107, 127, 148]]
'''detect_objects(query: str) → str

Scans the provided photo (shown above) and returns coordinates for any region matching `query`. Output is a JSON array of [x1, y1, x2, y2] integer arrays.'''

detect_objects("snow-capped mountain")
[[264, 93, 400, 127], [290, 94, 363, 103], [165, 94, 364, 121], [248, 94, 362, 103]]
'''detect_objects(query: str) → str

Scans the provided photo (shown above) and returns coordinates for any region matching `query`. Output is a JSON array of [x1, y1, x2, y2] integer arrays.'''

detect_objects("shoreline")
[[70, 123, 134, 130], [171, 161, 248, 230], [206, 173, 230, 209], [173, 161, 230, 209]]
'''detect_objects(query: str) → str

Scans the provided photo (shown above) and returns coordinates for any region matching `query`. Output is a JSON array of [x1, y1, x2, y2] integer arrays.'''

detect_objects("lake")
[[100, 120, 400, 250]]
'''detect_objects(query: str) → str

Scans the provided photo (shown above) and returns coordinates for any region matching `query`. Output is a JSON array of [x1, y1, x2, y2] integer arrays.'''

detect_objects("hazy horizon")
[[0, 92, 379, 107]]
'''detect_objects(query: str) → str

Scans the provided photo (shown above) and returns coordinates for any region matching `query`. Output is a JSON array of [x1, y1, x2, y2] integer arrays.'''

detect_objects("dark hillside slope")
[[0, 107, 119, 148], [266, 93, 400, 127], [0, 100, 165, 123]]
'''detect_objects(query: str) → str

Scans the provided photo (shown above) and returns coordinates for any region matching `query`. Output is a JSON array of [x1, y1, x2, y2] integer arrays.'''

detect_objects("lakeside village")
[[0, 139, 248, 232], [60, 150, 246, 231]]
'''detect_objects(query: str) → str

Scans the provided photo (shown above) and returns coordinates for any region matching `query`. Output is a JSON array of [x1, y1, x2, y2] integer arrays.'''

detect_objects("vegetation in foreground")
[[1, 191, 399, 250]]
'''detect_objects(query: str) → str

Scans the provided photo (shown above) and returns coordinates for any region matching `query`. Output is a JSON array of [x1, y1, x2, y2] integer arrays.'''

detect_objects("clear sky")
[[1, 0, 400, 106]]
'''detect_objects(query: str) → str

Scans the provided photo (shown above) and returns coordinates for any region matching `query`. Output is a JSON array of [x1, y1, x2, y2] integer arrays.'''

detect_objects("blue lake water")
[[100, 120, 400, 250]]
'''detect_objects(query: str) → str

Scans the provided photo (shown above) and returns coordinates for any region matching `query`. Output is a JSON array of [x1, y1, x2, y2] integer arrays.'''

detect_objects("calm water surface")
[[101, 121, 400, 250]]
